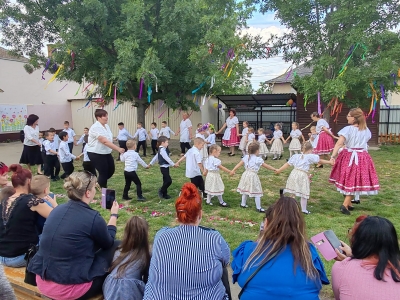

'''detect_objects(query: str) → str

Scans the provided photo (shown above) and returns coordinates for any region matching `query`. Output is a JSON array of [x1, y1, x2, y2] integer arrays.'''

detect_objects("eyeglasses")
[[84, 171, 95, 191]]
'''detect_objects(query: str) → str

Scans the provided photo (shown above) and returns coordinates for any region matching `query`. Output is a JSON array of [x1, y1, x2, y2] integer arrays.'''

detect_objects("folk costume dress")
[[313, 119, 334, 155], [288, 129, 302, 153], [222, 116, 240, 147], [237, 155, 264, 198], [245, 133, 256, 152], [270, 130, 284, 156], [239, 127, 249, 151], [204, 156, 225, 196], [258, 134, 269, 157], [284, 153, 320, 199], [329, 126, 379, 196]]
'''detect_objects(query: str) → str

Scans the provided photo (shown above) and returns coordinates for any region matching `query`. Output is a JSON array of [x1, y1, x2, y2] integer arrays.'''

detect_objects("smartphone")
[[101, 188, 116, 209], [311, 230, 342, 261]]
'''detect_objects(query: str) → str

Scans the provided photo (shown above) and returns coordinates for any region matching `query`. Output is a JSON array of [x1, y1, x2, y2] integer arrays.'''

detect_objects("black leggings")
[[82, 161, 97, 176], [76, 240, 121, 300], [180, 142, 191, 154], [87, 152, 115, 188]]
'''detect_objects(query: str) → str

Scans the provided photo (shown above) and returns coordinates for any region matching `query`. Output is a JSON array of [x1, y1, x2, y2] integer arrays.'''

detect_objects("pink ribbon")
[[158, 108, 167, 118], [58, 83, 68, 92], [317, 91, 321, 115], [139, 78, 144, 99]]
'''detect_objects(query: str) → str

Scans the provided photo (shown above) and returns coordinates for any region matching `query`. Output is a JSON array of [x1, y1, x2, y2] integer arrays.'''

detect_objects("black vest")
[[158, 146, 170, 165]]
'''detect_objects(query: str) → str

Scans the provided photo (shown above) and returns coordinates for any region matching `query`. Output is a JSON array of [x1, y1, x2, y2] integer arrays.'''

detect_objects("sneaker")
[[219, 202, 229, 207], [347, 206, 354, 211], [240, 205, 248, 208], [164, 194, 171, 199], [137, 196, 146, 201], [351, 199, 360, 204], [257, 208, 265, 213], [123, 196, 133, 200]]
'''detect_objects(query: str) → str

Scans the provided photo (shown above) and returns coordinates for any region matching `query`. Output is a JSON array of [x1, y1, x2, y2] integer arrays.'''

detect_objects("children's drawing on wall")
[[0, 105, 28, 132]]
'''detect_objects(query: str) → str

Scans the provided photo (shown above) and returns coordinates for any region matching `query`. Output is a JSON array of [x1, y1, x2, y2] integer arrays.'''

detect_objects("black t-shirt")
[[0, 194, 41, 257]]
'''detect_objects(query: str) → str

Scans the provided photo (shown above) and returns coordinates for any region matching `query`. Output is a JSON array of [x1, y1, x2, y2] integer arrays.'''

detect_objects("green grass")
[[42, 145, 400, 299]]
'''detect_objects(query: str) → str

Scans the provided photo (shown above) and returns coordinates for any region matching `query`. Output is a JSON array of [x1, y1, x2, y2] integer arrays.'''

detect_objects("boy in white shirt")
[[76, 127, 89, 153], [159, 121, 175, 139], [43, 131, 60, 181], [77, 136, 96, 175], [176, 137, 207, 199], [133, 122, 148, 157], [114, 122, 134, 161], [149, 122, 160, 155], [48, 128, 60, 150], [58, 131, 79, 179], [120, 140, 149, 201], [62, 121, 76, 153]]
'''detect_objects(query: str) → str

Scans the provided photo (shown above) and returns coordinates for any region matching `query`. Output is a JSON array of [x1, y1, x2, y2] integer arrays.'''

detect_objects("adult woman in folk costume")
[[217, 108, 240, 156]]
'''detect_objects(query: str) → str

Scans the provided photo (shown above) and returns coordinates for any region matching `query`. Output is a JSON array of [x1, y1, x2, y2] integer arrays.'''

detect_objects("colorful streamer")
[[317, 91, 321, 115], [45, 65, 63, 89], [139, 78, 144, 99], [82, 82, 92, 93], [77, 99, 91, 111], [147, 84, 152, 103], [107, 82, 113, 97], [42, 58, 51, 80], [119, 82, 124, 93], [338, 43, 359, 75], [192, 80, 207, 94], [113, 102, 120, 111], [158, 108, 167, 118], [380, 84, 389, 108], [75, 82, 82, 96], [58, 83, 68, 92]]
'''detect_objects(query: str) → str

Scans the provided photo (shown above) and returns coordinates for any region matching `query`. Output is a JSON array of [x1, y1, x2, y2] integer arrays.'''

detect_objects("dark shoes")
[[123, 196, 133, 200], [340, 205, 351, 215], [351, 199, 360, 204], [257, 208, 265, 213], [163, 194, 171, 199], [137, 196, 146, 201]]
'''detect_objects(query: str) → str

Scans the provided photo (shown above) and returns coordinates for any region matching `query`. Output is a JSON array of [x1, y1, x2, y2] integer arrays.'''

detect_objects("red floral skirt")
[[222, 128, 240, 147], [313, 131, 334, 155]]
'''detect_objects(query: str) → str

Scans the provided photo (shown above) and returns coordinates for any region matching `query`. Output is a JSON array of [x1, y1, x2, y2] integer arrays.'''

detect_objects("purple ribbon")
[[317, 91, 321, 115], [380, 84, 389, 108], [139, 78, 144, 99], [42, 59, 51, 80]]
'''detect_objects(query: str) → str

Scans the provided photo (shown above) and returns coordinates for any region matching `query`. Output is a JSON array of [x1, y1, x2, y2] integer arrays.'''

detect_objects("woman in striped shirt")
[[143, 183, 230, 300]]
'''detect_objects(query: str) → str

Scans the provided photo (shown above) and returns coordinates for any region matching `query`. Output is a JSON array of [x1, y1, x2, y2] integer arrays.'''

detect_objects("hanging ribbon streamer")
[[114, 85, 117, 106], [202, 76, 216, 106], [317, 91, 322, 115], [119, 82, 124, 93], [145, 106, 150, 115], [285, 66, 293, 81], [338, 43, 359, 75], [107, 82, 113, 97], [113, 102, 120, 111], [77, 99, 91, 111], [87, 83, 96, 97], [42, 59, 51, 80], [147, 84, 152, 103], [75, 81, 82, 96], [304, 94, 308, 110], [380, 84, 389, 108], [175, 109, 182, 120], [368, 81, 378, 116], [82, 82, 92, 93], [391, 73, 397, 86], [58, 83, 68, 92], [139, 78, 144, 99], [45, 65, 63, 89], [192, 79, 207, 94], [227, 56, 239, 77], [158, 108, 168, 118]]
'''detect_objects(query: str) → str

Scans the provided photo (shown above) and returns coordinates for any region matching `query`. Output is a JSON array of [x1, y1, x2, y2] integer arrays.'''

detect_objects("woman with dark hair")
[[86, 109, 125, 188], [144, 183, 230, 299], [232, 197, 329, 299], [19, 114, 43, 174], [332, 216, 400, 299], [216, 108, 240, 156]]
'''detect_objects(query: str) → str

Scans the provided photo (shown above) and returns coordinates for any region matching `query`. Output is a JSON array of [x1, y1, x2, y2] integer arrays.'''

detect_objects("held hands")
[[110, 201, 119, 215], [229, 170, 235, 176], [174, 163, 179, 168], [146, 165, 150, 169], [118, 147, 125, 154], [203, 171, 207, 176]]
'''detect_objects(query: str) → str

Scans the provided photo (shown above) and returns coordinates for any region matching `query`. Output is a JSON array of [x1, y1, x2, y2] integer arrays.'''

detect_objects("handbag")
[[24, 244, 39, 286], [238, 250, 280, 299]]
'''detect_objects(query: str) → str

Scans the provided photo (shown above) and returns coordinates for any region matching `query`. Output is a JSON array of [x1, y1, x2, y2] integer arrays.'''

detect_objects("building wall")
[[271, 83, 296, 94]]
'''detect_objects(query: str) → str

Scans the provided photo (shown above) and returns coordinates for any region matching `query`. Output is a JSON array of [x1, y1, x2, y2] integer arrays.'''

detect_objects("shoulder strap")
[[238, 250, 280, 299]]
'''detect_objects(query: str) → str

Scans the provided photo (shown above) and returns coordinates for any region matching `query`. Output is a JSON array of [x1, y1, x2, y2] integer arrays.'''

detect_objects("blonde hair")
[[194, 137, 205, 146], [30, 175, 50, 197], [258, 128, 264, 133], [126, 139, 136, 149], [64, 172, 97, 201], [292, 122, 299, 129], [348, 108, 367, 130], [248, 142, 260, 155], [275, 123, 282, 130], [248, 127, 255, 133], [301, 141, 313, 154], [209, 144, 221, 154]]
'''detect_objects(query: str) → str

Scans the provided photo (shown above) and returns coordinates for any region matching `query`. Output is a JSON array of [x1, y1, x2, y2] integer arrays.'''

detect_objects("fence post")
[[387, 107, 390, 135]]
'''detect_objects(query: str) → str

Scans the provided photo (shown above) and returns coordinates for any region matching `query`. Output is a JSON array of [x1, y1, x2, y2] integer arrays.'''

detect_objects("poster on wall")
[[0, 105, 28, 133]]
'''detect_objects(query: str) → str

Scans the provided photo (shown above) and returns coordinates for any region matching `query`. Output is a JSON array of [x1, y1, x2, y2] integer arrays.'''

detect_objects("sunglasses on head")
[[84, 171, 97, 191]]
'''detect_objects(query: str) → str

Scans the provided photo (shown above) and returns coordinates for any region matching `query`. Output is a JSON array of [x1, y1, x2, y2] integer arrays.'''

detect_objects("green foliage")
[[259, 0, 400, 107]]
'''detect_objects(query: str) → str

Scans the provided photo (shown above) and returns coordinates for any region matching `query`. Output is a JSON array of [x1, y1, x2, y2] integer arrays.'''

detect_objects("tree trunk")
[[136, 99, 147, 125], [323, 106, 331, 122]]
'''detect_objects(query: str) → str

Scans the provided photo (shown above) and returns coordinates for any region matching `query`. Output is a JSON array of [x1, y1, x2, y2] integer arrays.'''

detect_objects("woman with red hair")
[[0, 162, 11, 190], [143, 183, 230, 299]]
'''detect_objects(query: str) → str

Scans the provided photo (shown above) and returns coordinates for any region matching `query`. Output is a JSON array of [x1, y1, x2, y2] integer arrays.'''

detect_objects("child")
[[39, 131, 47, 176], [43, 131, 60, 181], [203, 145, 230, 207], [205, 125, 216, 149], [159, 121, 175, 139], [149, 122, 160, 155], [149, 136, 178, 199], [286, 122, 305, 157], [115, 122, 134, 153], [246, 127, 255, 154], [176, 137, 206, 199], [238, 121, 249, 157], [268, 123, 286, 160], [58, 131, 79, 179], [120, 140, 149, 201], [231, 142, 276, 212], [275, 141, 332, 214], [62, 121, 76, 153], [76, 127, 89, 153], [257, 128, 269, 159], [133, 122, 148, 157], [195, 124, 208, 162], [103, 216, 150, 300], [308, 126, 318, 148], [77, 136, 96, 175], [48, 128, 60, 150]]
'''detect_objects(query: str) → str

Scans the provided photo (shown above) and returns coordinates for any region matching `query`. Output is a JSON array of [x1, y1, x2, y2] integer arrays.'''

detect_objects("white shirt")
[[258, 134, 266, 143], [159, 126, 175, 138], [133, 128, 148, 141], [150, 128, 159, 140], [247, 133, 255, 143], [180, 119, 192, 143], [206, 133, 216, 146], [86, 121, 114, 155], [58, 141, 76, 163], [184, 147, 202, 178], [63, 128, 76, 143], [273, 130, 283, 139], [241, 127, 248, 137], [316, 119, 330, 133], [120, 150, 148, 172], [242, 155, 264, 172], [150, 147, 175, 167], [339, 126, 371, 149], [23, 125, 40, 146], [43, 140, 57, 155], [288, 153, 320, 172], [76, 134, 87, 145], [117, 128, 133, 141], [195, 132, 205, 140], [53, 134, 60, 149], [290, 129, 302, 138], [204, 156, 221, 171], [82, 144, 90, 162], [222, 116, 239, 140]]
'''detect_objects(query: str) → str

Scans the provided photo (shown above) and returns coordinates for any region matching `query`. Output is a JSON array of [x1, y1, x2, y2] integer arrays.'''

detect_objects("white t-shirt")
[[204, 156, 221, 171], [63, 128, 76, 143], [316, 119, 330, 133], [150, 128, 159, 140], [23, 125, 39, 146], [120, 150, 148, 172], [59, 141, 76, 163], [339, 126, 371, 149], [241, 127, 248, 137], [273, 130, 283, 139], [184, 147, 202, 178], [206, 133, 216, 146], [242, 155, 264, 172], [290, 129, 302, 138], [159, 126, 175, 138], [288, 153, 320, 172], [222, 116, 239, 140], [180, 119, 192, 143], [86, 121, 114, 155]]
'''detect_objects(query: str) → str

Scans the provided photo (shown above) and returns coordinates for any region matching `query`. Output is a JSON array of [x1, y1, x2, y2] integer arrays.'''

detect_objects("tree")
[[256, 81, 273, 94], [258, 0, 400, 112], [0, 0, 263, 123]]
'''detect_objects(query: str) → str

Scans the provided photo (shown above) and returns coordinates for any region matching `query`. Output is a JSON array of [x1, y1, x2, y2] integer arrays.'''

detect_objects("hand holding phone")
[[101, 188, 116, 210], [311, 230, 343, 261]]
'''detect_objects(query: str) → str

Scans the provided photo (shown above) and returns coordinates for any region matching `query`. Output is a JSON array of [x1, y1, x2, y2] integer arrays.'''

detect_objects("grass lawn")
[[43, 145, 400, 299]]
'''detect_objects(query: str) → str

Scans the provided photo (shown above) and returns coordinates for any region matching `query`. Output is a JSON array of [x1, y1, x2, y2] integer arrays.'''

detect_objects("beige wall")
[[271, 83, 297, 94]]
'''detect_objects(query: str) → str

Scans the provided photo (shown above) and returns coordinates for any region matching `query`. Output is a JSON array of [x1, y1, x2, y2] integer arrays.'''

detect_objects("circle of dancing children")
[[257, 128, 269, 159], [285, 122, 305, 157], [275, 141, 332, 214], [245, 127, 256, 154], [268, 123, 285, 160], [238, 121, 249, 157]]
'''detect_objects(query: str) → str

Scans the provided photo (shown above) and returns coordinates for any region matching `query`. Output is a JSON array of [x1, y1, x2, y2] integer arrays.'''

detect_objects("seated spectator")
[[0, 164, 52, 268], [28, 171, 120, 300], [232, 197, 329, 300], [103, 216, 150, 300], [0, 265, 16, 300], [143, 183, 230, 300], [332, 216, 400, 300], [0, 162, 14, 199]]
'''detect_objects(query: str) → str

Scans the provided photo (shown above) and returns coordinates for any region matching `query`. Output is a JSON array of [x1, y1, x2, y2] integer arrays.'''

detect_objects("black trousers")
[[136, 140, 146, 156], [87, 152, 115, 188], [76, 240, 121, 300], [180, 142, 191, 154], [81, 143, 86, 153], [123, 171, 143, 197], [68, 142, 74, 153], [82, 161, 97, 176], [190, 175, 206, 197], [41, 151, 48, 175], [151, 139, 158, 155], [46, 155, 60, 179], [160, 167, 172, 196], [60, 161, 74, 179], [118, 140, 128, 152]]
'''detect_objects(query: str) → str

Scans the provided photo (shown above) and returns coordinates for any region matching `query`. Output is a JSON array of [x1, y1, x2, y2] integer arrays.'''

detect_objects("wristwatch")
[[111, 214, 119, 219]]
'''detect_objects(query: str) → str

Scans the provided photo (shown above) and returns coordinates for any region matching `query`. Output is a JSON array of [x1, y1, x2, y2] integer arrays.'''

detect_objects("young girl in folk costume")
[[275, 142, 332, 214], [238, 121, 249, 157], [329, 108, 380, 215], [205, 124, 216, 149], [203, 145, 231, 207], [285, 122, 305, 157], [257, 128, 269, 159], [268, 123, 286, 160], [308, 126, 318, 148], [195, 123, 208, 162], [231, 142, 276, 212], [310, 112, 336, 166], [246, 127, 256, 154]]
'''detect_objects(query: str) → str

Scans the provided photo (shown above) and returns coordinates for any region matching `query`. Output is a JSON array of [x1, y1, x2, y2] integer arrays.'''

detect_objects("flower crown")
[[200, 123, 215, 132]]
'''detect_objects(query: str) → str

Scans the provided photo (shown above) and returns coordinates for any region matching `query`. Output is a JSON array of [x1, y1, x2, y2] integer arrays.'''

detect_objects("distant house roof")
[[0, 47, 29, 63], [265, 64, 313, 84]]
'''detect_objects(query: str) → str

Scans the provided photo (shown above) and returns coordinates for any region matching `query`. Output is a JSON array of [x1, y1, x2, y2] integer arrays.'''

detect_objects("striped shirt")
[[143, 225, 230, 300]]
